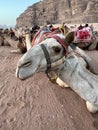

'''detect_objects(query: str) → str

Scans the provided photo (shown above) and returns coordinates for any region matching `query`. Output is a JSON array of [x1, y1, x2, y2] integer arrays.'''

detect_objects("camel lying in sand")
[[0, 28, 18, 46], [0, 28, 27, 53], [0, 34, 11, 46], [16, 32, 98, 113], [10, 25, 98, 54]]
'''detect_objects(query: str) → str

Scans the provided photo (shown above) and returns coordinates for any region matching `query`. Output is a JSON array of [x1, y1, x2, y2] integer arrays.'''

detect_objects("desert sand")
[[0, 31, 98, 130]]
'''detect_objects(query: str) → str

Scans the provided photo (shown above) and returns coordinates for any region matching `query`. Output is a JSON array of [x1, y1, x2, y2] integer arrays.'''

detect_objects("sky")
[[0, 0, 40, 26]]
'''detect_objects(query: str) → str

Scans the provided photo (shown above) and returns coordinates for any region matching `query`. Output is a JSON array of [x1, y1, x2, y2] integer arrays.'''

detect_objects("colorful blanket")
[[32, 26, 60, 46], [74, 28, 93, 43]]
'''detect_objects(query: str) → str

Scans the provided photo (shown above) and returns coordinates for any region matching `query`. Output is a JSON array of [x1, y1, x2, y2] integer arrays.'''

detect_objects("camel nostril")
[[21, 61, 32, 68], [18, 61, 32, 68]]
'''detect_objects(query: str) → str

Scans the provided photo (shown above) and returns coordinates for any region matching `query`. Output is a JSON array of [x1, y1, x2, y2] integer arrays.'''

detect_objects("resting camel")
[[9, 36, 27, 54], [16, 31, 98, 113], [12, 24, 98, 55], [0, 29, 11, 46], [0, 28, 27, 54], [0, 28, 19, 47], [10, 25, 72, 53], [28, 25, 98, 51], [59, 24, 98, 50]]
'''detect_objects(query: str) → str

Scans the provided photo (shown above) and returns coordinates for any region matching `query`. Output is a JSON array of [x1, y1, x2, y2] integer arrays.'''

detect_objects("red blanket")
[[74, 29, 93, 43]]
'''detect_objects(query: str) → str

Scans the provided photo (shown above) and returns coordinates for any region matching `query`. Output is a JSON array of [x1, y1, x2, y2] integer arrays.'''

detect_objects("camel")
[[16, 31, 98, 113], [9, 36, 27, 54], [0, 28, 18, 47], [10, 25, 71, 53], [0, 30, 11, 46], [59, 24, 98, 50], [27, 25, 98, 51], [11, 25, 98, 55], [0, 28, 28, 54], [31, 24, 98, 50]]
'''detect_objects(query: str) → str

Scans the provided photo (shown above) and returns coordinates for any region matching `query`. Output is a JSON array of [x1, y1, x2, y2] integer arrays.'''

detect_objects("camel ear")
[[64, 31, 74, 46]]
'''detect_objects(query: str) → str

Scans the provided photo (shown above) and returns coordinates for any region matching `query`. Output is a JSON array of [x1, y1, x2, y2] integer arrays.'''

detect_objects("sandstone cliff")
[[16, 0, 98, 28]]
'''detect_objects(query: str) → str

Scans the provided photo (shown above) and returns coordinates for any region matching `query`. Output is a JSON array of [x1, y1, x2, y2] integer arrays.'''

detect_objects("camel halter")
[[40, 43, 65, 83], [40, 44, 51, 72], [40, 35, 68, 73]]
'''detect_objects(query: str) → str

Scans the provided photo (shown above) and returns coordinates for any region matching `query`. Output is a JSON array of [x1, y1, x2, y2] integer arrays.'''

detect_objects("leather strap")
[[40, 44, 51, 72]]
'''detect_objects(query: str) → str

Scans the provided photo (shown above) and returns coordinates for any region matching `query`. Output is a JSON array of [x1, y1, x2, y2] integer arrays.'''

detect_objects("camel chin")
[[86, 101, 98, 113], [15, 69, 33, 80], [56, 77, 69, 87]]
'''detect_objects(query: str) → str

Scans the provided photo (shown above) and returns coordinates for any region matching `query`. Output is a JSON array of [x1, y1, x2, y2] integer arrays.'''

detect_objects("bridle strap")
[[48, 35, 68, 56], [40, 44, 51, 72], [40, 35, 68, 73]]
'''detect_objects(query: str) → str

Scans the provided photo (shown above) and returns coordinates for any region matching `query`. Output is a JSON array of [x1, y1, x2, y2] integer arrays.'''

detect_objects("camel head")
[[16, 31, 74, 80]]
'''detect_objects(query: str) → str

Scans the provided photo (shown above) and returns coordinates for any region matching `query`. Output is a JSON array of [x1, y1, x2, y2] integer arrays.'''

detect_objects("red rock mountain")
[[16, 0, 98, 28]]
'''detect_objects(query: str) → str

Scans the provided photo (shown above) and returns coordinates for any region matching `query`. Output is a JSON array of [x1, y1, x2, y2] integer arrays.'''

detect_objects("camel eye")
[[52, 46, 61, 53]]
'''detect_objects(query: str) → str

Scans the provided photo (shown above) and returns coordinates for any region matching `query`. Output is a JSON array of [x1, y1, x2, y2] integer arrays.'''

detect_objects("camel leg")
[[10, 49, 21, 53], [56, 77, 69, 88], [25, 34, 32, 50], [86, 101, 98, 113]]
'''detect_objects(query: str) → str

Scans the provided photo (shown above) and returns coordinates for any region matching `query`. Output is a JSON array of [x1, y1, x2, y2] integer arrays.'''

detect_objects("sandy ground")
[[0, 46, 98, 130]]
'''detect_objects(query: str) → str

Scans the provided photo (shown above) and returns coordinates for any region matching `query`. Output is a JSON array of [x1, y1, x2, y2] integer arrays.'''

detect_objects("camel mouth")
[[16, 60, 36, 79], [16, 70, 32, 80]]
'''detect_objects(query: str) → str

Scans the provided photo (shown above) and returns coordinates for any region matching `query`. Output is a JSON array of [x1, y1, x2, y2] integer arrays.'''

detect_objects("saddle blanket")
[[74, 28, 93, 43]]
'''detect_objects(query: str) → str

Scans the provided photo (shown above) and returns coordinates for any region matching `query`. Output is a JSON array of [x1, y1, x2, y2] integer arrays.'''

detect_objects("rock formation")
[[16, 0, 98, 28]]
